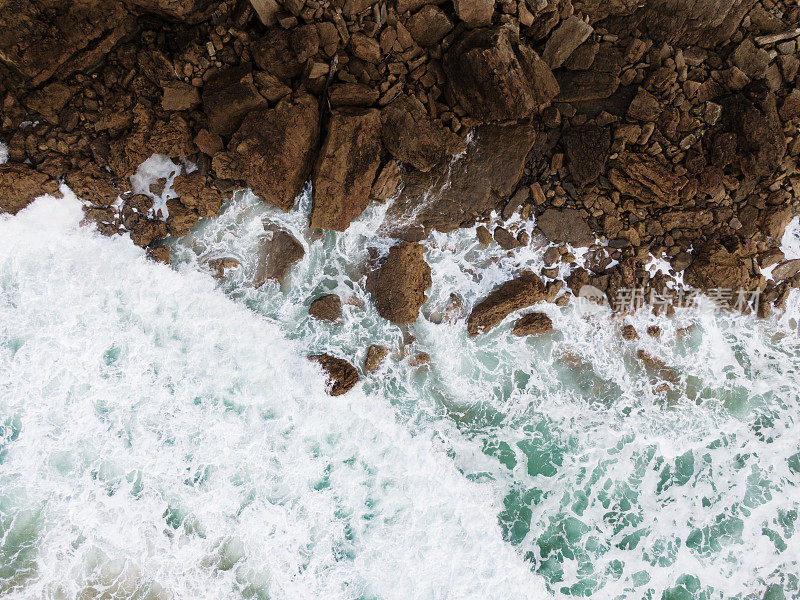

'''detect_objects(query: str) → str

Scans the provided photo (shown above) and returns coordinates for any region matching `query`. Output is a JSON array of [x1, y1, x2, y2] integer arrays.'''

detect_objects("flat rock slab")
[[537, 208, 595, 247]]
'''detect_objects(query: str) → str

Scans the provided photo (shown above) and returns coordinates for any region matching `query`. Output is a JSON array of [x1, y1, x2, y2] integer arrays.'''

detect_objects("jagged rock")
[[208, 257, 239, 278], [609, 153, 685, 206], [381, 94, 466, 172], [310, 108, 382, 231], [364, 344, 389, 373], [309, 294, 342, 322], [563, 124, 610, 186], [763, 204, 795, 240], [683, 240, 756, 292], [147, 246, 171, 264], [165, 198, 199, 237], [621, 324, 639, 340], [0, 163, 58, 214], [627, 88, 661, 121], [407, 5, 453, 47], [124, 0, 212, 21], [332, 0, 378, 18], [350, 32, 381, 63], [130, 217, 168, 248], [542, 16, 594, 69], [162, 82, 201, 111], [555, 70, 620, 102], [65, 169, 121, 206], [453, 0, 493, 27], [384, 122, 536, 237], [202, 65, 268, 136], [173, 174, 224, 218], [370, 242, 432, 324], [329, 83, 380, 107], [537, 208, 595, 247], [249, 0, 280, 26], [255, 222, 305, 286], [229, 94, 320, 211], [372, 161, 401, 201], [308, 354, 359, 396], [443, 27, 558, 121], [494, 226, 520, 250], [512, 312, 553, 336], [252, 29, 303, 79], [773, 259, 800, 281], [468, 271, 547, 336]]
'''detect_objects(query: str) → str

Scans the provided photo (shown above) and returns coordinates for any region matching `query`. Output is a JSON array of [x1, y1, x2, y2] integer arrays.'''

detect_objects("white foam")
[[0, 141, 8, 164], [0, 195, 549, 600], [130, 154, 183, 219]]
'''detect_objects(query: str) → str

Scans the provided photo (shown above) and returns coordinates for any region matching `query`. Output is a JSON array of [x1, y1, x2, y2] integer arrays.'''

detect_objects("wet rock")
[[537, 208, 595, 247], [371, 242, 432, 324], [309, 294, 342, 322], [165, 198, 199, 237], [173, 175, 224, 218], [364, 344, 389, 373], [563, 124, 611, 187], [647, 325, 662, 338], [542, 16, 594, 69], [408, 352, 430, 367], [636, 349, 679, 384], [381, 95, 466, 172], [310, 108, 382, 231], [0, 163, 58, 215], [384, 122, 536, 236], [308, 354, 359, 396], [512, 312, 553, 336], [443, 27, 558, 121], [772, 259, 800, 282], [453, 0, 493, 27], [65, 169, 121, 206], [621, 324, 639, 340], [683, 241, 756, 293], [254, 223, 305, 286], [82, 205, 119, 236], [476, 225, 493, 247], [208, 257, 240, 278], [229, 94, 320, 211], [407, 6, 453, 47], [494, 226, 520, 250], [467, 271, 546, 336], [130, 217, 168, 248], [371, 161, 401, 201], [147, 246, 171, 264], [202, 65, 268, 136]]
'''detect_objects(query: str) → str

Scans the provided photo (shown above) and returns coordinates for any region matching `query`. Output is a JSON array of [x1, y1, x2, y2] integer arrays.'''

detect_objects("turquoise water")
[[0, 187, 798, 599]]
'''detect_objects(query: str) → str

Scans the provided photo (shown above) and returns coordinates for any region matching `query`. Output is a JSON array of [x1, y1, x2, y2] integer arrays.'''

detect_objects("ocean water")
[[0, 177, 799, 599]]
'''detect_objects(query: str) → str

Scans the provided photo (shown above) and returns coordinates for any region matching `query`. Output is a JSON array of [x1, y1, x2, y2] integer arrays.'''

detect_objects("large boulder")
[[228, 94, 320, 211], [468, 272, 547, 336], [383, 122, 536, 237], [202, 65, 269, 136], [443, 27, 559, 122], [308, 354, 359, 396], [563, 124, 611, 187], [381, 94, 466, 172], [254, 222, 305, 286], [683, 241, 757, 293], [0, 163, 59, 214], [370, 242, 432, 324], [122, 0, 213, 21], [537, 208, 595, 247], [608, 153, 686, 207], [310, 108, 382, 231]]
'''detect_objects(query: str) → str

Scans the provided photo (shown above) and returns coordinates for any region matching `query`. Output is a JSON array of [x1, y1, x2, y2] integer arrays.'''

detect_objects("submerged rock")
[[254, 223, 305, 286], [364, 344, 389, 373], [468, 272, 546, 336], [308, 354, 359, 396], [309, 294, 342, 323], [371, 242, 432, 324], [512, 312, 554, 336]]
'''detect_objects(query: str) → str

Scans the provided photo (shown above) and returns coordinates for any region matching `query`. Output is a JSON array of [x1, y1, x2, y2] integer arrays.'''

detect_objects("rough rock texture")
[[202, 65, 269, 136], [228, 94, 319, 211], [371, 242, 432, 324], [563, 124, 611, 186], [443, 27, 559, 121], [453, 0, 494, 27], [308, 354, 359, 396], [0, 163, 58, 214], [310, 108, 382, 231], [512, 312, 554, 336], [384, 122, 536, 237], [254, 223, 305, 286], [381, 94, 466, 172], [467, 272, 547, 336], [309, 294, 342, 322], [364, 344, 389, 373], [537, 209, 595, 247]]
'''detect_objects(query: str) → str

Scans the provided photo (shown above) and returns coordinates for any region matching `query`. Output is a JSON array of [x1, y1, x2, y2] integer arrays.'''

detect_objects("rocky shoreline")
[[2, 0, 800, 393]]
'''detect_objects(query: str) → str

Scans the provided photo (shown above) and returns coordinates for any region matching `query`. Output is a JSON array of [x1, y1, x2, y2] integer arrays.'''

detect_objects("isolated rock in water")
[[468, 272, 546, 336], [202, 65, 268, 136], [443, 27, 558, 121], [310, 108, 382, 231], [364, 344, 389, 373], [0, 164, 59, 215], [512, 312, 554, 336], [563, 125, 611, 187], [309, 294, 342, 322], [381, 95, 466, 172], [621, 324, 639, 340], [229, 94, 320, 211], [537, 208, 595, 247], [371, 242, 432, 324], [254, 223, 305, 286], [308, 354, 359, 396]]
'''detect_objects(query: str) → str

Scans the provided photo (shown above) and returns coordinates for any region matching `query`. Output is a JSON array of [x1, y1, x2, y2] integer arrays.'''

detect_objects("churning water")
[[1, 181, 798, 599]]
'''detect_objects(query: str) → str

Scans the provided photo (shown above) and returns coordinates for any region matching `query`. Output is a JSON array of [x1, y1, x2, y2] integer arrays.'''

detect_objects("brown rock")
[[229, 94, 320, 211], [494, 226, 520, 250], [555, 70, 620, 102], [763, 205, 796, 240], [311, 108, 382, 231], [65, 169, 120, 206], [202, 65, 268, 136], [371, 242, 432, 323], [308, 354, 359, 396], [173, 175, 224, 218], [130, 218, 168, 248], [208, 257, 239, 278], [407, 5, 453, 47], [636, 349, 679, 383], [627, 88, 661, 122], [772, 259, 800, 282], [542, 16, 594, 69], [194, 129, 224, 156], [563, 124, 611, 187], [309, 294, 342, 322], [124, 0, 211, 21], [364, 344, 389, 373], [381, 94, 466, 172], [647, 325, 661, 338], [162, 82, 201, 111], [147, 246, 171, 264], [372, 161, 402, 201], [537, 208, 595, 247], [621, 324, 639, 340], [684, 241, 755, 293], [467, 271, 546, 336], [252, 29, 302, 80], [350, 32, 382, 63], [250, 0, 280, 25], [0, 163, 58, 215], [329, 83, 380, 107], [512, 312, 553, 336], [453, 0, 493, 27], [332, 0, 378, 18], [165, 198, 199, 237], [477, 225, 493, 246], [443, 27, 558, 121], [255, 222, 305, 286], [609, 153, 684, 207]]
